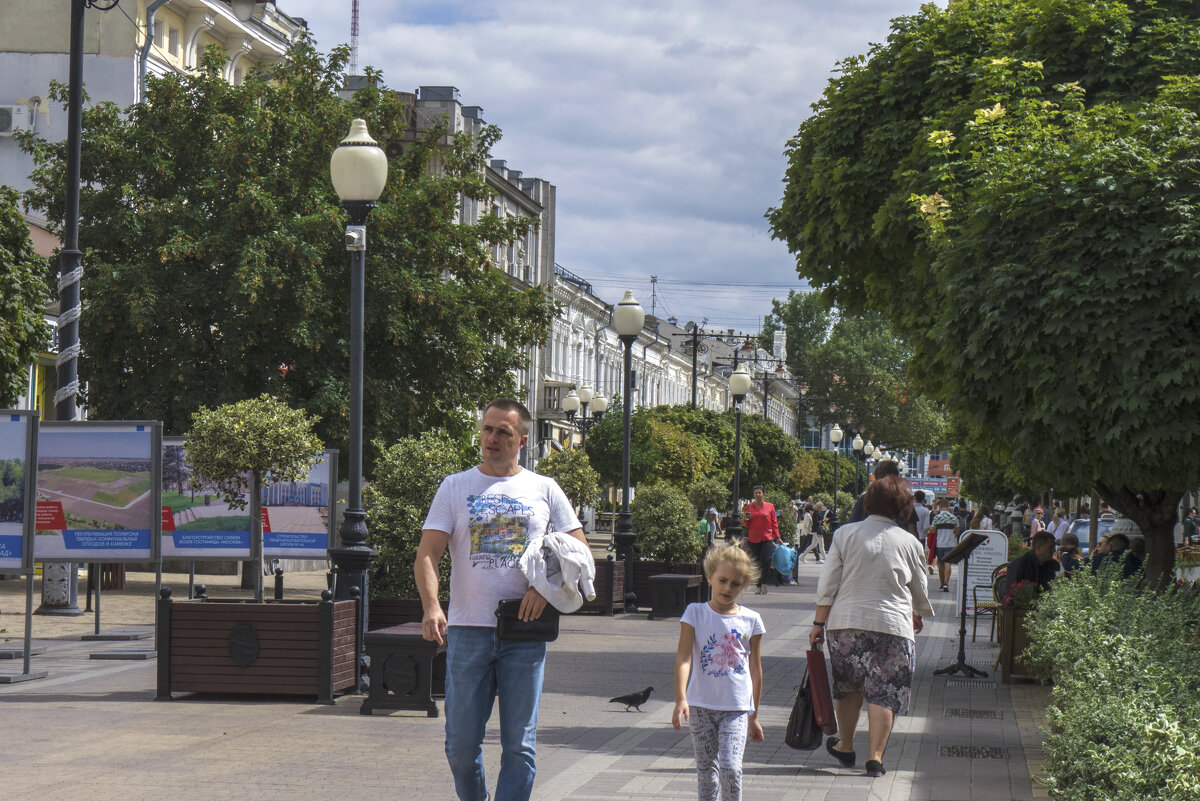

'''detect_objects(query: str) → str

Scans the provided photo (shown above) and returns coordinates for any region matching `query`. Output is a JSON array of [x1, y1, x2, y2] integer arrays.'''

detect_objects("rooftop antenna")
[[349, 0, 360, 75], [650, 275, 658, 318]]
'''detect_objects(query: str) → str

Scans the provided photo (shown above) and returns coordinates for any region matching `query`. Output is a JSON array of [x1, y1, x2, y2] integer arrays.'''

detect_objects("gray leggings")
[[689, 706, 748, 801]]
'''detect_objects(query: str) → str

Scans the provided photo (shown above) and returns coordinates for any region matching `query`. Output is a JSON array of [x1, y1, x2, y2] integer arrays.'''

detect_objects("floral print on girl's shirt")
[[700, 630, 748, 677]]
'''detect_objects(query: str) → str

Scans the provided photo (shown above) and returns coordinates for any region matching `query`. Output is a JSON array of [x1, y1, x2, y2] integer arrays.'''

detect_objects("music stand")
[[934, 532, 989, 678]]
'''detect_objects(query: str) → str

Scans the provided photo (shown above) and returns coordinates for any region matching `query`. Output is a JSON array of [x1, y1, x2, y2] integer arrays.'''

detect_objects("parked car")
[[1063, 517, 1139, 557]]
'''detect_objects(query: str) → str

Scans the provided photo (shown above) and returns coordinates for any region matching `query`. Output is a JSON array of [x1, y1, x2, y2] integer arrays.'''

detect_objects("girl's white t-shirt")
[[680, 601, 765, 712]]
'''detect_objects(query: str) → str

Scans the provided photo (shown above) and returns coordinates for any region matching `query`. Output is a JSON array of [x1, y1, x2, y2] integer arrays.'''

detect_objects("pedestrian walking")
[[798, 501, 825, 563], [672, 544, 765, 801], [414, 398, 586, 801], [743, 486, 783, 593], [810, 475, 934, 779], [931, 499, 959, 592]]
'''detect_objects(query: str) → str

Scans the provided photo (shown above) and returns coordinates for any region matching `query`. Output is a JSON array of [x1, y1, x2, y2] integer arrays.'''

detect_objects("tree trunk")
[[1095, 483, 1180, 590]]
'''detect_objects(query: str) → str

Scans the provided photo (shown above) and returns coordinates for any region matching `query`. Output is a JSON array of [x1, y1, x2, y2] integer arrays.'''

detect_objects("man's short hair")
[[1031, 531, 1056, 550], [914, 490, 926, 503], [873, 460, 900, 480], [1108, 533, 1130, 550], [483, 398, 532, 436]]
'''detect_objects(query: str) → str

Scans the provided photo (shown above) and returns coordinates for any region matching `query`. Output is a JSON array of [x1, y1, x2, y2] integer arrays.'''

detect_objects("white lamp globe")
[[577, 386, 594, 404], [561, 390, 580, 414], [830, 423, 844, 444], [729, 366, 753, 397], [591, 394, 609, 414], [330, 119, 388, 203], [612, 290, 645, 337], [852, 434, 864, 451]]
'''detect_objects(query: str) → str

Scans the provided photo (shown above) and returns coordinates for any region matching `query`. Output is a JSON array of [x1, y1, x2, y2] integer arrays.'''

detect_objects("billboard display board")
[[0, 412, 37, 572], [263, 451, 336, 559], [161, 440, 335, 560], [162, 436, 251, 558], [34, 421, 161, 562]]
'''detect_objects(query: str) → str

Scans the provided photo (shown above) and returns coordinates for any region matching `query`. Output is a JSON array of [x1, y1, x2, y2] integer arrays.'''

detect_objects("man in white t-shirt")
[[930, 498, 961, 593], [415, 399, 585, 801]]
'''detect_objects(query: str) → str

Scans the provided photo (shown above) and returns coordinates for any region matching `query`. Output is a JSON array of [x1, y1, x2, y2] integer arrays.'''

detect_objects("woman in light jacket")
[[808, 475, 934, 779]]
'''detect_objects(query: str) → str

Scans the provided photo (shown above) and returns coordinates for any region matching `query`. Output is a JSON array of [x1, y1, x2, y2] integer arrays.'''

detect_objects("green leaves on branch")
[[185, 394, 323, 509], [535, 447, 601, 515], [631, 482, 701, 563], [0, 186, 51, 407]]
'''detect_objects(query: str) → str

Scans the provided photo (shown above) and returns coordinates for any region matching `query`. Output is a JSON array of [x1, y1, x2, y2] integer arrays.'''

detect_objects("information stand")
[[958, 528, 1008, 616], [33, 421, 162, 651], [0, 410, 47, 683], [934, 532, 989, 678]]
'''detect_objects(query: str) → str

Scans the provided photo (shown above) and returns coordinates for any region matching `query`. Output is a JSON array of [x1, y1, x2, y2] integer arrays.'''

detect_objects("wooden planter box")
[[577, 559, 624, 615], [632, 560, 702, 608], [156, 589, 358, 703], [998, 606, 1035, 683]]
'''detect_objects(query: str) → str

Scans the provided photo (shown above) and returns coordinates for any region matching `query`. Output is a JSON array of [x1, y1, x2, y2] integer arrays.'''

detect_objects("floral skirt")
[[825, 628, 916, 715]]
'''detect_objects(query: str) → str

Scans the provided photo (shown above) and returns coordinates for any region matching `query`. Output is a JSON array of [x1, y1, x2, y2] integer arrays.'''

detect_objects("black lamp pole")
[[615, 333, 637, 611]]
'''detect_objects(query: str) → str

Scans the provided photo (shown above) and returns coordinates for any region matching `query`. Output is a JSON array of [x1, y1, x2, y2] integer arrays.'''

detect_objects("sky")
[[278, 0, 940, 334]]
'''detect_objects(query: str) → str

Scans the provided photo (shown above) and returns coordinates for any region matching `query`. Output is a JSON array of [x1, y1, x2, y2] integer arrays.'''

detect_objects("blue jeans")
[[444, 626, 547, 801]]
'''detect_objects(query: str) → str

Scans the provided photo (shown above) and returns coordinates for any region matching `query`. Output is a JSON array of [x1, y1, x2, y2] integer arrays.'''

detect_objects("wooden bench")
[[647, 573, 703, 620], [360, 622, 442, 717]]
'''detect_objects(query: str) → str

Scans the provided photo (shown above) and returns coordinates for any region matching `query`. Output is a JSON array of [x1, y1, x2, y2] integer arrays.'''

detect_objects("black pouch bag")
[[494, 599, 560, 642], [784, 664, 823, 750]]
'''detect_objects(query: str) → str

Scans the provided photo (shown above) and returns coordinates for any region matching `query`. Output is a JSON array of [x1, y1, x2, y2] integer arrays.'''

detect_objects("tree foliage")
[[0, 186, 50, 407], [21, 39, 556, 471], [630, 481, 701, 563], [769, 0, 1200, 587], [761, 292, 947, 453], [363, 430, 474, 600]]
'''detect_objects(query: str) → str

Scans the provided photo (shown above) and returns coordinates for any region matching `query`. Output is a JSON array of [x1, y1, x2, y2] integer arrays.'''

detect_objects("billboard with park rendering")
[[0, 412, 36, 571], [34, 421, 161, 561]]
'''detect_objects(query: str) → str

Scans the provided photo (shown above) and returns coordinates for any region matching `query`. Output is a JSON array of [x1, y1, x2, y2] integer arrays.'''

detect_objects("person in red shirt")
[[743, 485, 782, 594]]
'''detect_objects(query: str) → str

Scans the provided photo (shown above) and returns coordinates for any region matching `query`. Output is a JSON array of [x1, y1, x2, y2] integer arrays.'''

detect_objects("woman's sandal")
[[865, 759, 886, 777], [825, 737, 856, 767]]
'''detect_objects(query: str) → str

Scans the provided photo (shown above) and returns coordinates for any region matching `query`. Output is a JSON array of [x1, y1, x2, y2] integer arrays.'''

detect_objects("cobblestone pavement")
[[0, 563, 1051, 800]]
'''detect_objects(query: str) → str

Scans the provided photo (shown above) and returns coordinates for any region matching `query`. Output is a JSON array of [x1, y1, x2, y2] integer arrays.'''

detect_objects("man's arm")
[[414, 528, 450, 645]]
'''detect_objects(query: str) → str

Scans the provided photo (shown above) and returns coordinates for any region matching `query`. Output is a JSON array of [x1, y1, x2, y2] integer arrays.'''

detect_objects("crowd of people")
[[412, 397, 1170, 801]]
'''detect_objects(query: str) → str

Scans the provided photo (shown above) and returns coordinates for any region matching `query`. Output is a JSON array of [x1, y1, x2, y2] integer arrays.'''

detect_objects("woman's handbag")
[[494, 599, 560, 642], [806, 648, 838, 735], [784, 664, 823, 750]]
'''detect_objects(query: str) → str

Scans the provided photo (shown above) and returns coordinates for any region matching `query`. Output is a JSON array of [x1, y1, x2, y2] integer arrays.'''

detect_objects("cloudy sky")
[[279, 0, 939, 333]]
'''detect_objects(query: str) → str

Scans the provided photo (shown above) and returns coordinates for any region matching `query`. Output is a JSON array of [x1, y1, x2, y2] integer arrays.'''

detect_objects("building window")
[[153, 20, 164, 48], [168, 26, 179, 57], [544, 385, 561, 412], [233, 66, 244, 85]]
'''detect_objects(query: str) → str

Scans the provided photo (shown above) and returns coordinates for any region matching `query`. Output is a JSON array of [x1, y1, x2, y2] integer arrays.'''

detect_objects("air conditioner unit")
[[0, 104, 30, 136]]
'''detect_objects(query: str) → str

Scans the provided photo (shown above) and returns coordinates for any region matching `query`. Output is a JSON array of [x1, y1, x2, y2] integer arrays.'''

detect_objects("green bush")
[[812, 491, 854, 524], [536, 447, 600, 515], [1023, 567, 1200, 800], [687, 474, 730, 517], [631, 481, 701, 563], [765, 489, 796, 542], [364, 431, 474, 600]]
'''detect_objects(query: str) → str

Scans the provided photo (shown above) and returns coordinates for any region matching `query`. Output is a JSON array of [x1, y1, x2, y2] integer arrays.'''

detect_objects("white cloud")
[[280, 0, 940, 330]]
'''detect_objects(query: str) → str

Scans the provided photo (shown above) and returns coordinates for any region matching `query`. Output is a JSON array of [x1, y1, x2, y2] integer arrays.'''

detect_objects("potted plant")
[[998, 579, 1039, 682]]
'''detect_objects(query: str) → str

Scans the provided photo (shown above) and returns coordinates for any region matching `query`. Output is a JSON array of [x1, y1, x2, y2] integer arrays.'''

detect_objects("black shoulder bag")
[[784, 663, 823, 750]]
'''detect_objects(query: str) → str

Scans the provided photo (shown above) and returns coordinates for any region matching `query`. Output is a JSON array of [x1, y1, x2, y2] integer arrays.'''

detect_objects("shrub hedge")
[[1023, 566, 1200, 800]]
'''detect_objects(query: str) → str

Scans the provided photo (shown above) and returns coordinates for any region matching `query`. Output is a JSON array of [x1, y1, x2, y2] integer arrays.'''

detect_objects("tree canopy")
[[768, 0, 1200, 586], [21, 39, 556, 469], [0, 186, 50, 407], [760, 292, 947, 453]]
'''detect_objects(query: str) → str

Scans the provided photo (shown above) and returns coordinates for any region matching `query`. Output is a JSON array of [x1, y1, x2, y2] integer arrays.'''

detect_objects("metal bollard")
[[274, 568, 284, 601], [194, 584, 207, 601]]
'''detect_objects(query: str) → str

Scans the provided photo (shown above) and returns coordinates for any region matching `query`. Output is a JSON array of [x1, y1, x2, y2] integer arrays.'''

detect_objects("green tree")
[[630, 481, 701, 563], [737, 414, 799, 493], [185, 394, 324, 601], [363, 430, 474, 599], [687, 474, 730, 518], [786, 451, 822, 497], [536, 447, 601, 517], [21, 40, 556, 471], [0, 186, 50, 406], [764, 489, 796, 541], [769, 0, 1200, 587]]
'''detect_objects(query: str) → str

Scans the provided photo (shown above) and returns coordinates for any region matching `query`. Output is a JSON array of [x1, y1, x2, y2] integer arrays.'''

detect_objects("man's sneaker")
[[941, 584, 950, 592]]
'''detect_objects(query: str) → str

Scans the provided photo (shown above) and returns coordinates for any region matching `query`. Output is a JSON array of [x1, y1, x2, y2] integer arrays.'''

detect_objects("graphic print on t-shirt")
[[700, 630, 747, 677], [468, 493, 533, 568]]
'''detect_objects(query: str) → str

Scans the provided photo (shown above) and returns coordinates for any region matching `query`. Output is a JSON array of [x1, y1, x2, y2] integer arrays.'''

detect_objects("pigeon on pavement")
[[609, 686, 654, 712]]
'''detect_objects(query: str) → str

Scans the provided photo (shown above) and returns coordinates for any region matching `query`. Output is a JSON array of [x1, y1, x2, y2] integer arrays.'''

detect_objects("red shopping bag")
[[806, 648, 837, 735]]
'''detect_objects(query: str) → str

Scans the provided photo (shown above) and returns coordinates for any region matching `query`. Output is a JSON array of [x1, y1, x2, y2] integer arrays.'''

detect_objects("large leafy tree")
[[0, 186, 50, 406], [769, 0, 1200, 587], [22, 39, 556, 469]]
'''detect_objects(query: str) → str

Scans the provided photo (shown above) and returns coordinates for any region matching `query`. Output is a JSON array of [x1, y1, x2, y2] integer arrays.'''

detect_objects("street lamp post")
[[727, 366, 753, 540], [612, 291, 644, 612], [861, 440, 874, 495], [830, 423, 844, 529], [328, 118, 387, 687], [561, 386, 608, 445], [852, 434, 864, 496]]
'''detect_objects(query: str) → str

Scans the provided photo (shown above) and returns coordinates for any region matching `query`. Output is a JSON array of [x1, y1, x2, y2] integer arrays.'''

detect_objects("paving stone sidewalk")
[[0, 564, 1051, 800]]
